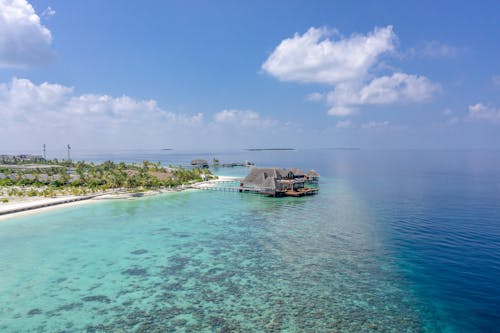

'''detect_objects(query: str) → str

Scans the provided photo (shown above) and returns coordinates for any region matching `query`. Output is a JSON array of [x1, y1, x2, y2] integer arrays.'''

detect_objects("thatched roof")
[[242, 167, 307, 189], [191, 159, 209, 166], [290, 168, 306, 177], [242, 168, 279, 190], [306, 169, 320, 177], [50, 175, 61, 181], [37, 174, 49, 181], [126, 169, 138, 177], [149, 171, 173, 180]]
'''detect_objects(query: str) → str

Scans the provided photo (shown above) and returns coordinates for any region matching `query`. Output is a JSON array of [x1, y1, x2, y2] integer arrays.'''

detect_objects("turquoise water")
[[0, 150, 499, 332]]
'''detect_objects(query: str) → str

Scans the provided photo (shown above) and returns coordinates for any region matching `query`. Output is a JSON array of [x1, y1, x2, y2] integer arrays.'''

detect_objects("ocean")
[[0, 149, 498, 332]]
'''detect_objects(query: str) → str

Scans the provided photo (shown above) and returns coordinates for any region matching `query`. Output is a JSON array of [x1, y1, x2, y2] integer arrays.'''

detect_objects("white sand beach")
[[0, 176, 238, 221]]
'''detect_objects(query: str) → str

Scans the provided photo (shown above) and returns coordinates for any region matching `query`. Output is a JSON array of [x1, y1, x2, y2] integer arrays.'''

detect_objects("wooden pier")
[[191, 178, 242, 192]]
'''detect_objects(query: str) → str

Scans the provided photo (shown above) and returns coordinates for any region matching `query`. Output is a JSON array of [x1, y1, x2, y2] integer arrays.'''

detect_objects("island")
[[0, 157, 215, 216], [244, 148, 296, 151]]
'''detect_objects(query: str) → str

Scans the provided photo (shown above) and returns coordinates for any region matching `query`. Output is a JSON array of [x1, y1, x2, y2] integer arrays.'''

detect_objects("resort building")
[[306, 170, 320, 184], [21, 174, 36, 181], [37, 174, 50, 183], [0, 154, 45, 164], [191, 159, 209, 168], [240, 167, 319, 197]]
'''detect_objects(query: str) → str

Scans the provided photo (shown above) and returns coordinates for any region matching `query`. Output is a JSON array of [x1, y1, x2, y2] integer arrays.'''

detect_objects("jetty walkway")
[[191, 177, 242, 192]]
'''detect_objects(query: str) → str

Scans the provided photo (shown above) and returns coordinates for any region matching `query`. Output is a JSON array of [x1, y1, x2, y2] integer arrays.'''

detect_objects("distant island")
[[245, 148, 296, 151], [322, 147, 360, 150]]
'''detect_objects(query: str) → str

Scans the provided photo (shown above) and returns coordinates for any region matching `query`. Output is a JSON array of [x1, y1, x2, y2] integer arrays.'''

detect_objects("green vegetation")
[[0, 159, 213, 198]]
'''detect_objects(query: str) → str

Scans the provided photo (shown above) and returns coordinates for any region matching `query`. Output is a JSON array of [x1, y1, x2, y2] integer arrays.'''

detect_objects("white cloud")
[[328, 73, 441, 106], [213, 109, 277, 128], [262, 26, 396, 84], [0, 78, 294, 149], [468, 103, 500, 122], [0, 78, 204, 126], [361, 120, 390, 129], [0, 78, 206, 148], [0, 0, 55, 68], [262, 25, 440, 117]]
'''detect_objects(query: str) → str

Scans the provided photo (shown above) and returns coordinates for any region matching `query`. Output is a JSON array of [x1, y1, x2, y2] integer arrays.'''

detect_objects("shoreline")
[[0, 189, 182, 221], [0, 176, 240, 221]]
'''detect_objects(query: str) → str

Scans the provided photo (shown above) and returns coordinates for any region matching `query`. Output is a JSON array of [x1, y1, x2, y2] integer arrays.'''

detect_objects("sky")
[[0, 0, 499, 152]]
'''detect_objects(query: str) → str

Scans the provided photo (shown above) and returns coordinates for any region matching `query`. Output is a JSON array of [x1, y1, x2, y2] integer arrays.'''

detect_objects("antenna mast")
[[42, 144, 46, 160], [67, 144, 71, 161]]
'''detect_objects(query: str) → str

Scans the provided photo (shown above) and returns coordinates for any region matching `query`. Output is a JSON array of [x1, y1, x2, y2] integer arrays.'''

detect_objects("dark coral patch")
[[130, 249, 148, 255], [82, 295, 111, 303], [27, 308, 42, 316], [122, 267, 148, 276]]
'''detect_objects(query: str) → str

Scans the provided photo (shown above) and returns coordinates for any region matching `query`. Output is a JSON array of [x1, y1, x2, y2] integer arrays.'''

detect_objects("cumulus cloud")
[[262, 25, 440, 116], [0, 78, 292, 149], [0, 78, 203, 126], [327, 73, 441, 106], [213, 109, 277, 128], [0, 78, 207, 148], [468, 103, 500, 122], [262, 26, 396, 84], [0, 0, 55, 68]]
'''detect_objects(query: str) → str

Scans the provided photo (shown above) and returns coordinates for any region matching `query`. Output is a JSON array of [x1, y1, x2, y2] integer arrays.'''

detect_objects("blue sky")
[[1, 0, 499, 151]]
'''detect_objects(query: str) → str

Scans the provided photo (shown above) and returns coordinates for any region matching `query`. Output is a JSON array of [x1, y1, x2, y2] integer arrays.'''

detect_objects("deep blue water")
[[1, 149, 499, 332]]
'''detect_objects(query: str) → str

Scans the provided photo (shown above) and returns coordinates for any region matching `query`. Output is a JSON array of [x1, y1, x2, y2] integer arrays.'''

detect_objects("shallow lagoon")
[[0, 150, 499, 332]]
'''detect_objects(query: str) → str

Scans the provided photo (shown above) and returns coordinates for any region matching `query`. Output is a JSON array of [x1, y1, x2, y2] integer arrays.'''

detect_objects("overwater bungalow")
[[191, 159, 209, 168], [306, 170, 320, 184], [239, 167, 319, 197]]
